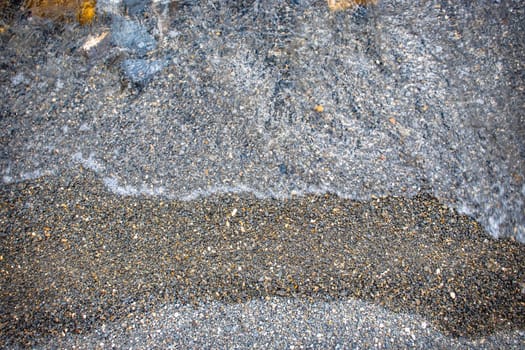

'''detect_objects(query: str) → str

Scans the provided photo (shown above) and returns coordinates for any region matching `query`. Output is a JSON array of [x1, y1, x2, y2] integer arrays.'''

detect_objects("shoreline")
[[2, 170, 523, 347]]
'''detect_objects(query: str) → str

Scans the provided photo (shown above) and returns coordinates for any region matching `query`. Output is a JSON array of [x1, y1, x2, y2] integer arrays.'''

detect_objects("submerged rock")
[[123, 0, 150, 16], [111, 16, 157, 57], [121, 58, 166, 86]]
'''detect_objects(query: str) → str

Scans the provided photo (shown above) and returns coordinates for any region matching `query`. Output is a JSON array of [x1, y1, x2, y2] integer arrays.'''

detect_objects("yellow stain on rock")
[[25, 0, 96, 24], [327, 0, 377, 11]]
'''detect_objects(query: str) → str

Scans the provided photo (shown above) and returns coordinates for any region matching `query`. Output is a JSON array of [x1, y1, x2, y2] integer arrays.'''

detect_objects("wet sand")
[[1, 169, 523, 347]]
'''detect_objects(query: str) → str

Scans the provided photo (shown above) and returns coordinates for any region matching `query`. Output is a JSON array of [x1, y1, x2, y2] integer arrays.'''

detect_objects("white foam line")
[[99, 176, 390, 203], [2, 169, 55, 184], [72, 152, 105, 173]]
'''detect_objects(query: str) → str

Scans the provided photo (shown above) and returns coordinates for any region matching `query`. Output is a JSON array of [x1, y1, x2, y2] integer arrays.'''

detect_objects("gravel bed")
[[46, 298, 525, 349], [1, 171, 523, 348], [1, 0, 524, 348]]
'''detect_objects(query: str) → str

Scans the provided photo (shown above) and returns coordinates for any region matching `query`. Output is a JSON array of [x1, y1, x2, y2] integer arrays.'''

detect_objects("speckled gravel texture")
[[1, 171, 524, 348], [1, 0, 525, 348]]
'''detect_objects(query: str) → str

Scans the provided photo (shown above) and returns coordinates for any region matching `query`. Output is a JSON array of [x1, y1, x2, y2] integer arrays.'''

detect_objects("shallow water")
[[1, 0, 524, 241]]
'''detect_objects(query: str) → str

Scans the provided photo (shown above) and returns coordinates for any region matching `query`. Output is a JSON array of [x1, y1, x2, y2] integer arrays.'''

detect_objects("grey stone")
[[123, 0, 150, 16], [111, 17, 157, 57], [121, 58, 166, 86]]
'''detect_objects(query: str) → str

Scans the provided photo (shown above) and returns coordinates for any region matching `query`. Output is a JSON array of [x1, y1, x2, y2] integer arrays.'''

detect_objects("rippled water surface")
[[1, 0, 524, 241]]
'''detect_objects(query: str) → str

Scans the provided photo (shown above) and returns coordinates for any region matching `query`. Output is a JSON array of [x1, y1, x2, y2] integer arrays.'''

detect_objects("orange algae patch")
[[26, 0, 96, 24], [78, 0, 95, 24], [327, 0, 377, 11]]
